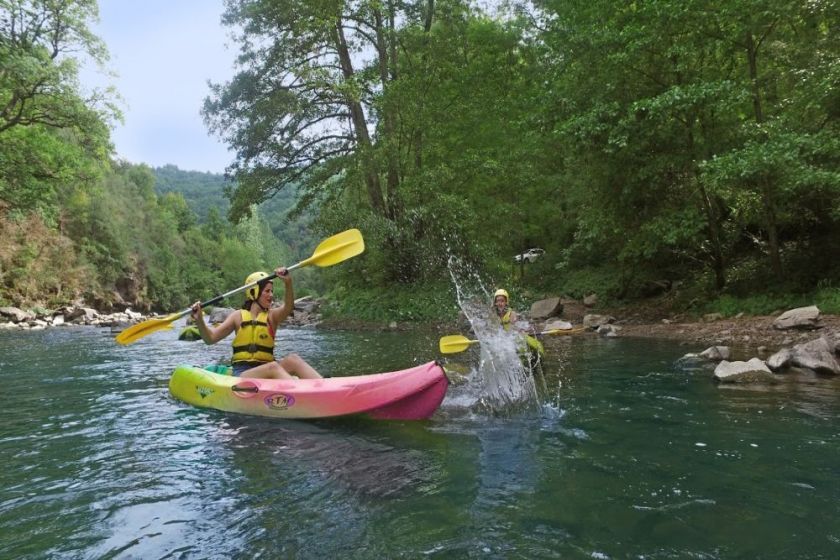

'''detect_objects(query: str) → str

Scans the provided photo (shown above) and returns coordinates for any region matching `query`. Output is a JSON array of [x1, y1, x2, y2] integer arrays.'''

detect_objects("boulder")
[[772, 305, 820, 330], [530, 297, 563, 320], [766, 348, 793, 371], [0, 307, 32, 323], [676, 353, 715, 371], [559, 298, 586, 322], [583, 293, 598, 307], [544, 320, 574, 331], [713, 358, 775, 383], [790, 336, 840, 375], [67, 307, 100, 324], [208, 307, 235, 324], [294, 296, 320, 313], [699, 346, 731, 362], [583, 314, 615, 329], [597, 324, 620, 337]]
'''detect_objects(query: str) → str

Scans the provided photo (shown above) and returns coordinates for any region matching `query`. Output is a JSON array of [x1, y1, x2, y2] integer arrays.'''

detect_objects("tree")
[[0, 0, 117, 217]]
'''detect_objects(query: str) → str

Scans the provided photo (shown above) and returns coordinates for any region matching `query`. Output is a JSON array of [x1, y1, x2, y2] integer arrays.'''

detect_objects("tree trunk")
[[373, 7, 400, 220], [333, 19, 386, 215], [698, 182, 727, 289], [746, 30, 782, 278], [414, 0, 435, 171]]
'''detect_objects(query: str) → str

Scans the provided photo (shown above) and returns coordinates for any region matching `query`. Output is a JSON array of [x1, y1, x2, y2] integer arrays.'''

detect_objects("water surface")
[[1, 326, 838, 558]]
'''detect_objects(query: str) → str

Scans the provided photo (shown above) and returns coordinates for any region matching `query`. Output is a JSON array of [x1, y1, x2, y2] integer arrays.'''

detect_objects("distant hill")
[[153, 164, 230, 222], [153, 165, 316, 259]]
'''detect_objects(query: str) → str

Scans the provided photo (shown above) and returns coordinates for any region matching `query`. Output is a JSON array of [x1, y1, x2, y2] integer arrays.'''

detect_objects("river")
[[1, 326, 838, 558]]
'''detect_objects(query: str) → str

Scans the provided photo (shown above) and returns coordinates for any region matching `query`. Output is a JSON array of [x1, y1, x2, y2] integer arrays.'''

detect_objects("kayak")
[[169, 361, 448, 420]]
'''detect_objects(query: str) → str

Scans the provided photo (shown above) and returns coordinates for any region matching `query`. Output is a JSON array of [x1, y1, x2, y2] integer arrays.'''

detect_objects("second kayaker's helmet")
[[244, 271, 272, 301], [493, 289, 509, 302]]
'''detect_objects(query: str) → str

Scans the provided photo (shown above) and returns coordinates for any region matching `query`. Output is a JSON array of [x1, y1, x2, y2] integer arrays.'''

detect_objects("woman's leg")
[[239, 361, 294, 379], [278, 353, 322, 379]]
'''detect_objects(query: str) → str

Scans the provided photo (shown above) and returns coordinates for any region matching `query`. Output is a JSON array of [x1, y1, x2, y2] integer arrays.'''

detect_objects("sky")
[[80, 1, 237, 173]]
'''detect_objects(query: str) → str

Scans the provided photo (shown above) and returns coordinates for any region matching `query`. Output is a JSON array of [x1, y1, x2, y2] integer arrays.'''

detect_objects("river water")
[[1, 326, 838, 558]]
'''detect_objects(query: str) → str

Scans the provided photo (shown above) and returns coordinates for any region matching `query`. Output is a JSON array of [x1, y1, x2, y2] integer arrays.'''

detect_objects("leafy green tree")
[[536, 0, 840, 294], [0, 0, 117, 218]]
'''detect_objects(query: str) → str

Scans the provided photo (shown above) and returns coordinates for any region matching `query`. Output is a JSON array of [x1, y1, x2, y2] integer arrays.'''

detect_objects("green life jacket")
[[231, 309, 275, 364]]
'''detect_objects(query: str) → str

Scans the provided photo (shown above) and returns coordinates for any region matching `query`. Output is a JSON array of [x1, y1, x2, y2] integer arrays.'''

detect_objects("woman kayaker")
[[190, 267, 322, 379], [492, 288, 518, 330], [492, 288, 544, 363]]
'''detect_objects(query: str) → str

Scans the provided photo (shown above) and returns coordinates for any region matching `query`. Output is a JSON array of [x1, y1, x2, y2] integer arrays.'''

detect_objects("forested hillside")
[[153, 165, 229, 222], [2, 0, 839, 320], [152, 165, 317, 260]]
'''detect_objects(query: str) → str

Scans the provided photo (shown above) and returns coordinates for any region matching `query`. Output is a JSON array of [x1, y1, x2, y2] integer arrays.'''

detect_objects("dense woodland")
[[2, 0, 839, 322]]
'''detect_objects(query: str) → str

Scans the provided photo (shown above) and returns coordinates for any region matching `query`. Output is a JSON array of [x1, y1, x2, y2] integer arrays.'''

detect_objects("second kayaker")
[[492, 287, 544, 362], [492, 288, 518, 330], [190, 267, 322, 379]]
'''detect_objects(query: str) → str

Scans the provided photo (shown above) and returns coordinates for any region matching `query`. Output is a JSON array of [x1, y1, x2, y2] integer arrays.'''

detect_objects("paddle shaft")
[[173, 261, 309, 321]]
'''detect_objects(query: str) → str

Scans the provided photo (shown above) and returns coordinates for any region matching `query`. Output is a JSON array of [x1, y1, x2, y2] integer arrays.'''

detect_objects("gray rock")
[[699, 346, 731, 362], [597, 324, 620, 336], [208, 307, 235, 324], [675, 353, 711, 371], [294, 296, 320, 313], [703, 313, 724, 322], [544, 319, 574, 331], [583, 293, 598, 307], [0, 306, 32, 323], [772, 305, 820, 330], [714, 358, 775, 383], [767, 348, 793, 371], [790, 336, 840, 375], [583, 314, 615, 329], [530, 297, 563, 320]]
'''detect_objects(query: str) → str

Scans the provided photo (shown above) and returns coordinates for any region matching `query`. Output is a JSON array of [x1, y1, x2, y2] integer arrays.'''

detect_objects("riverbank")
[[614, 314, 840, 353], [3, 301, 839, 360]]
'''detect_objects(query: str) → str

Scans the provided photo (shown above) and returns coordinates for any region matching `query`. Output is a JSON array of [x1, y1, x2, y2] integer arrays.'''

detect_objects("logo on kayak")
[[197, 386, 214, 399], [264, 393, 295, 410]]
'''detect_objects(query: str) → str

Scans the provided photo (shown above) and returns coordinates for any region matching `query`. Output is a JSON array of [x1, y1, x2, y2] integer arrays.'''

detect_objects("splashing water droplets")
[[446, 255, 541, 414]]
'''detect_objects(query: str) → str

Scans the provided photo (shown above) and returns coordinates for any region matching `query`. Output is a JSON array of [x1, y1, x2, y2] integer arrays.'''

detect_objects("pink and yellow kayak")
[[169, 361, 448, 420]]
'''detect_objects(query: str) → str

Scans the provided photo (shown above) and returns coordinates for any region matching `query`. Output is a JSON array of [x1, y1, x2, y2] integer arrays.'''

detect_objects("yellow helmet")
[[493, 288, 509, 301], [244, 271, 271, 300]]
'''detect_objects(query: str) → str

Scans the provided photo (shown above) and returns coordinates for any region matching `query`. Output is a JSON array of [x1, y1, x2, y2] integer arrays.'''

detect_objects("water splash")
[[446, 255, 541, 414]]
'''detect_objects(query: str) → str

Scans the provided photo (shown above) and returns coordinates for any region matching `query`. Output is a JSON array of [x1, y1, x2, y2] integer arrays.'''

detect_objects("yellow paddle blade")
[[542, 326, 587, 336], [296, 228, 364, 268], [115, 313, 180, 345], [439, 335, 479, 354]]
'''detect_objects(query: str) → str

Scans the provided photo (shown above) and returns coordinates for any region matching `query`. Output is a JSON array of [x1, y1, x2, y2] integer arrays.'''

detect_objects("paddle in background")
[[439, 327, 587, 354], [115, 228, 365, 345]]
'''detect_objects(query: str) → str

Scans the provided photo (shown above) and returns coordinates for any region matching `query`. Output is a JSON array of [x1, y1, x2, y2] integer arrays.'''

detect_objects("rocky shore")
[[611, 313, 840, 355], [527, 298, 840, 383], [3, 297, 838, 383]]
